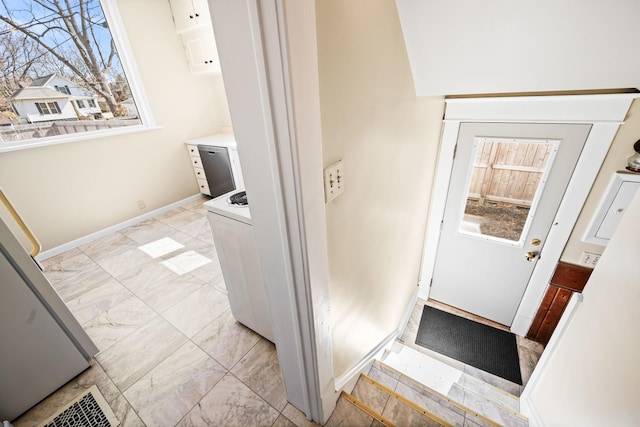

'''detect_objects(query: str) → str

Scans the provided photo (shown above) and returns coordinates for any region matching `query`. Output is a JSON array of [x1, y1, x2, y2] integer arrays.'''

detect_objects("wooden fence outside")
[[0, 119, 141, 143], [46, 119, 141, 136], [467, 139, 553, 207]]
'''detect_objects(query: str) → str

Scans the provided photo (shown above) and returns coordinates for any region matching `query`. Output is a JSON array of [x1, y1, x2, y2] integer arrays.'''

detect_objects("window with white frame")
[[35, 102, 61, 115], [0, 0, 152, 149], [54, 85, 71, 95]]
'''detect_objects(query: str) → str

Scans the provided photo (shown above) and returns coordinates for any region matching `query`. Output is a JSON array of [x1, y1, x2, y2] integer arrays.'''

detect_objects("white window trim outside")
[[0, 0, 158, 154]]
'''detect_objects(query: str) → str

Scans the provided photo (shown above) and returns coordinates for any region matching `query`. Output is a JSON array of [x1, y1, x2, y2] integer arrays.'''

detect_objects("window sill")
[[0, 123, 164, 154]]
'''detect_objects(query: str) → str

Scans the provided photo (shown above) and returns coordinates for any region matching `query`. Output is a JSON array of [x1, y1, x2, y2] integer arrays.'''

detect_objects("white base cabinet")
[[186, 143, 210, 195], [185, 133, 244, 196], [206, 210, 274, 342]]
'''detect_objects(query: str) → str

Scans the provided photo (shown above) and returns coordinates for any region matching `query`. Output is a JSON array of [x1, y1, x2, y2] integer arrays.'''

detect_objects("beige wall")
[[561, 98, 640, 264], [0, 0, 230, 250], [316, 0, 444, 377], [529, 191, 640, 426]]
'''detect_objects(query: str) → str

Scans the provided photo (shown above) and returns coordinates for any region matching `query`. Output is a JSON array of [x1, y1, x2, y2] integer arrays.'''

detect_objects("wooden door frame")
[[418, 94, 637, 335]]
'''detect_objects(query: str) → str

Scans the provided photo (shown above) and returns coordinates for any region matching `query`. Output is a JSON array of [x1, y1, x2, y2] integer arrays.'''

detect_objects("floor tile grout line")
[[91, 356, 146, 425], [146, 344, 229, 427], [226, 341, 288, 412], [75, 286, 138, 332], [185, 307, 253, 371], [95, 314, 224, 425], [226, 370, 287, 416]]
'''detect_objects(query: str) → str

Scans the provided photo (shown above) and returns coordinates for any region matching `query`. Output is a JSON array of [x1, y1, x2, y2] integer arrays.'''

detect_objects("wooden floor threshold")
[[340, 391, 397, 427], [360, 374, 454, 427], [372, 361, 505, 427]]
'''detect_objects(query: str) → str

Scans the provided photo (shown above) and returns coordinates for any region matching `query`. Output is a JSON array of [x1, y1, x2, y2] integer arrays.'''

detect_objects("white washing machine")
[[204, 190, 274, 342]]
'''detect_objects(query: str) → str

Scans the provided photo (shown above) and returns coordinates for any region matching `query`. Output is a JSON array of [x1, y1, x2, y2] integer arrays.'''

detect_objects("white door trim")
[[418, 94, 637, 335], [208, 0, 333, 422]]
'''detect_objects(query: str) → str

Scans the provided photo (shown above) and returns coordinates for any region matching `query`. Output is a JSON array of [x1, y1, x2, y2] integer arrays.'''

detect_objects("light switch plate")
[[324, 160, 344, 203], [579, 251, 600, 268]]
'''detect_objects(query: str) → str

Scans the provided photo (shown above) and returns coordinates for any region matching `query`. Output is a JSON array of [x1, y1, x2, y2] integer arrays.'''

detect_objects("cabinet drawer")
[[187, 144, 199, 157], [193, 167, 206, 180], [191, 157, 203, 168], [197, 178, 211, 196]]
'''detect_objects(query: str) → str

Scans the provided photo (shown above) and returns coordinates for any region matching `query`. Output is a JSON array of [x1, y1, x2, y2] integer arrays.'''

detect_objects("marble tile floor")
[[13, 197, 318, 427], [399, 298, 546, 397], [12, 195, 542, 426]]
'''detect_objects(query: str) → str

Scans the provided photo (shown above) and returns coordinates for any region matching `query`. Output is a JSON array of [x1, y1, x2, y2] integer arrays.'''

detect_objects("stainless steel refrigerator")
[[0, 192, 98, 421]]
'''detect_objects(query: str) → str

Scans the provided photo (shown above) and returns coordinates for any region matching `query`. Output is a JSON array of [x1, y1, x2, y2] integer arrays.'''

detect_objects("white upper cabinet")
[[182, 27, 220, 73], [168, 0, 219, 74], [169, 0, 211, 33]]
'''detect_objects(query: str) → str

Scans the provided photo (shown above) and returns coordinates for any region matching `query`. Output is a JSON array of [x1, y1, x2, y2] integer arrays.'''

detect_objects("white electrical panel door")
[[585, 173, 640, 245]]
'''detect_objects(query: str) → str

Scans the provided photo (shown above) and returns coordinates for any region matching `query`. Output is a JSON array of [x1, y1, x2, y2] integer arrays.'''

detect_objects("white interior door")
[[430, 122, 591, 326]]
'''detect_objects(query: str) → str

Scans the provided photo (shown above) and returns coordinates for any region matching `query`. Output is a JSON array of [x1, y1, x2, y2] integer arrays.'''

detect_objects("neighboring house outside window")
[[9, 87, 74, 123], [10, 75, 104, 123], [0, 0, 153, 150]]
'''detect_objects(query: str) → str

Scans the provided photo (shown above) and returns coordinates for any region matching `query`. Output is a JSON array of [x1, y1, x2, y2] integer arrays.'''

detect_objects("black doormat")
[[415, 305, 522, 385]]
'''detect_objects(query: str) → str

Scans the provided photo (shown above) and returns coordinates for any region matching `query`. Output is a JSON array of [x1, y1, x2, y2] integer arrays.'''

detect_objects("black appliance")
[[198, 145, 236, 198]]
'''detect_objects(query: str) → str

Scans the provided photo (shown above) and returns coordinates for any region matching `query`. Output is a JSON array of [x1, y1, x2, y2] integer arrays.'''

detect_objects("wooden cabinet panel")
[[527, 261, 593, 345], [526, 286, 557, 341], [534, 287, 572, 345], [550, 261, 592, 292]]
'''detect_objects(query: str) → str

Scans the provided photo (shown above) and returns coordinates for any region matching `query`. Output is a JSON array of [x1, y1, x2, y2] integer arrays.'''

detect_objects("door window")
[[458, 137, 559, 245]]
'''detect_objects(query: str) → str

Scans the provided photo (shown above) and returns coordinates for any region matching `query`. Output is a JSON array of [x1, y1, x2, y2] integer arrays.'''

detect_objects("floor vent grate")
[[39, 385, 119, 427]]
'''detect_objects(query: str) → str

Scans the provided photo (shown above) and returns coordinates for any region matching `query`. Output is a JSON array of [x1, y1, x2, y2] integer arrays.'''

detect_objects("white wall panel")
[[396, 0, 640, 96]]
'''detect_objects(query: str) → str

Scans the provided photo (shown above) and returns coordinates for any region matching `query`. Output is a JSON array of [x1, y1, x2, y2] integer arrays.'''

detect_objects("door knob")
[[525, 251, 539, 262]]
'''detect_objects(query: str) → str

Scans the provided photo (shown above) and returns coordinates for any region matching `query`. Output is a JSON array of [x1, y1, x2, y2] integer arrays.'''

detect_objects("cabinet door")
[[169, 0, 196, 33], [170, 0, 210, 33], [183, 28, 220, 73], [191, 0, 211, 25]]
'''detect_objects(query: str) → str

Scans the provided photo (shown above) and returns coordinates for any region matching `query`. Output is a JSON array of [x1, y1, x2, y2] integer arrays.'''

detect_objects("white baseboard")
[[334, 330, 397, 391], [521, 395, 544, 427], [398, 285, 420, 338], [37, 194, 205, 261], [333, 286, 420, 391]]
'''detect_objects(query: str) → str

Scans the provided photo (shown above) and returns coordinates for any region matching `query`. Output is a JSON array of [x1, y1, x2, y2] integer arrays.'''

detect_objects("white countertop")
[[186, 133, 237, 149], [204, 190, 251, 225]]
